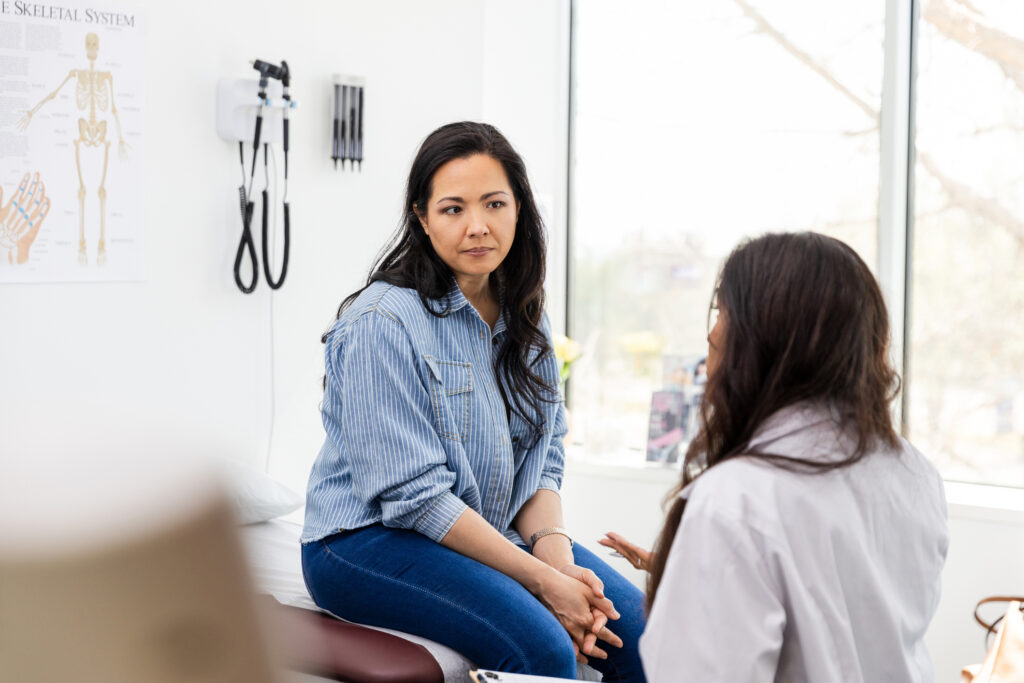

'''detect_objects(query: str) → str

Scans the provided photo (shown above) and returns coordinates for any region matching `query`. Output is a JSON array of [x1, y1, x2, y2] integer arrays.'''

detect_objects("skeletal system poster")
[[0, 1, 143, 282]]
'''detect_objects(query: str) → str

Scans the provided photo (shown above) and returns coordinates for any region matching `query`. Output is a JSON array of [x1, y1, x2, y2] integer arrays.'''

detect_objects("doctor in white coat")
[[603, 232, 948, 682]]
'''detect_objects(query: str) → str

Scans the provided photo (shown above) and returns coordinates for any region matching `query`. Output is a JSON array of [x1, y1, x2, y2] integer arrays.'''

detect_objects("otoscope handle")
[[253, 112, 263, 148], [283, 118, 290, 179], [250, 113, 263, 179]]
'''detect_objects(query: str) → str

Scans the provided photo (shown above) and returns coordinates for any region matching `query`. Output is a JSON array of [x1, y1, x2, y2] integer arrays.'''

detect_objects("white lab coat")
[[639, 403, 948, 682]]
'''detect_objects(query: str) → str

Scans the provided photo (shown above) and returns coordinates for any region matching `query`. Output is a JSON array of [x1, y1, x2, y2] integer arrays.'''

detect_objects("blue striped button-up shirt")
[[301, 280, 567, 546]]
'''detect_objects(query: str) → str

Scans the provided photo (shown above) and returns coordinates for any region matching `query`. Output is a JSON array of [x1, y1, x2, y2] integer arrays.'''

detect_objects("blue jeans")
[[301, 524, 647, 681]]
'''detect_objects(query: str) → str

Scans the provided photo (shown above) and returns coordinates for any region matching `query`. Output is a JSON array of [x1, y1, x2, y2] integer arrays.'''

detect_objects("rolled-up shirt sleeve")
[[537, 314, 567, 493], [323, 309, 467, 541], [538, 402, 567, 493]]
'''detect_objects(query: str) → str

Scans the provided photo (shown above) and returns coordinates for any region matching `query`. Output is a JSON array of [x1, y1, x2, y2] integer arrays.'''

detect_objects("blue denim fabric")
[[302, 281, 568, 546], [302, 525, 647, 682]]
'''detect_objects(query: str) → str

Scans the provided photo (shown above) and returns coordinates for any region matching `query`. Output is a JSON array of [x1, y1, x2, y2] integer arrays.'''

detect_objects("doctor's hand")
[[598, 532, 653, 572], [536, 568, 622, 663]]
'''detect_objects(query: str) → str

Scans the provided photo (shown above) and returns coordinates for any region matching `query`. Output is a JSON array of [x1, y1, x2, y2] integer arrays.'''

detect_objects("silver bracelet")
[[529, 526, 573, 551]]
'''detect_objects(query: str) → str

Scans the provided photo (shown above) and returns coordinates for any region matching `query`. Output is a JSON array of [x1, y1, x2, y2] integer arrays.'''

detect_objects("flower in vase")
[[553, 334, 582, 386]]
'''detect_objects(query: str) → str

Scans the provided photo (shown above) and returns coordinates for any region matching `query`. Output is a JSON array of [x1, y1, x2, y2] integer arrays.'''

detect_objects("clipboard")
[[469, 670, 577, 682]]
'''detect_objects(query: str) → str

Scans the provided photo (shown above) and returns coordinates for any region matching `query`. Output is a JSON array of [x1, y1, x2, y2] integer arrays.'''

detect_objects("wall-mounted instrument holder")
[[216, 78, 298, 144], [331, 73, 365, 171], [218, 59, 297, 295]]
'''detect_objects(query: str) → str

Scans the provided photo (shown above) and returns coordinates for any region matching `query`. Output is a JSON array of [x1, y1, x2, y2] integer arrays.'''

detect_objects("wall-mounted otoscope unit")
[[216, 59, 297, 294]]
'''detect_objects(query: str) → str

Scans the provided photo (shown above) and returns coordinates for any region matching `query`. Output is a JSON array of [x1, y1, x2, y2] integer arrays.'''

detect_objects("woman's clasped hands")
[[535, 562, 624, 664]]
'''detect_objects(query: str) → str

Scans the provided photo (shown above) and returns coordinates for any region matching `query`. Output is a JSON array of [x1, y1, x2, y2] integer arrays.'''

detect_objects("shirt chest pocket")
[[424, 356, 473, 442]]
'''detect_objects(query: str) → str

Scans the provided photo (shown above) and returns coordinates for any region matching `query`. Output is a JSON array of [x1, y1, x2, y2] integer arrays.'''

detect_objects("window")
[[907, 1, 1024, 486], [569, 0, 885, 464], [569, 0, 1024, 486]]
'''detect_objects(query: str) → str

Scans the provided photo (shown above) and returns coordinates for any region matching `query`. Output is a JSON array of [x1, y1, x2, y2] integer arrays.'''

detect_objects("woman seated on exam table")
[[301, 122, 646, 681], [601, 232, 949, 682]]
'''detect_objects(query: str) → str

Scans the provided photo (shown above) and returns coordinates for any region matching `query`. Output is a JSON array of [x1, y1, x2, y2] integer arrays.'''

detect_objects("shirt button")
[[492, 337, 499, 345], [512, 435, 519, 443]]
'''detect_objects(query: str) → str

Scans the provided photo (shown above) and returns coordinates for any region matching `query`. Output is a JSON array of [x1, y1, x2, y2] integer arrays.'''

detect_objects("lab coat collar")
[[678, 401, 842, 501], [745, 402, 840, 452]]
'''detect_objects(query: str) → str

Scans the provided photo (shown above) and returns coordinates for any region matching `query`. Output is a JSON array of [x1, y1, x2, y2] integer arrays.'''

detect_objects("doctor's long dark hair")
[[645, 232, 901, 610], [326, 121, 556, 433]]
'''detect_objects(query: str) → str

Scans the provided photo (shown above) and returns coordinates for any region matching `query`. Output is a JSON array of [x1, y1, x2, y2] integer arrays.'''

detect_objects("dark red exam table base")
[[259, 595, 445, 683]]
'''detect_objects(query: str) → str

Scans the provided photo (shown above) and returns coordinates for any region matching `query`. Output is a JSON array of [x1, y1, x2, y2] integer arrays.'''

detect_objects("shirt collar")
[[678, 401, 842, 501], [492, 313, 508, 338], [430, 280, 471, 313], [437, 279, 509, 337], [745, 402, 839, 453]]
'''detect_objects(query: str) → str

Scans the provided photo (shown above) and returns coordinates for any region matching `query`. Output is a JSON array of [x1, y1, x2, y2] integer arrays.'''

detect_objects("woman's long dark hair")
[[645, 232, 901, 610], [326, 121, 556, 433]]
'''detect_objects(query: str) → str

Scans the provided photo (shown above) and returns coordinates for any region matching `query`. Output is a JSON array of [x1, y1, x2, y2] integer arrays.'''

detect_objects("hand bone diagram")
[[0, 173, 51, 265]]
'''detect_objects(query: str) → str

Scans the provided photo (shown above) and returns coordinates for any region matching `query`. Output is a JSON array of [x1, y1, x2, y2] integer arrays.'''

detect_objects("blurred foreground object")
[[0, 454, 275, 683], [962, 598, 1024, 682]]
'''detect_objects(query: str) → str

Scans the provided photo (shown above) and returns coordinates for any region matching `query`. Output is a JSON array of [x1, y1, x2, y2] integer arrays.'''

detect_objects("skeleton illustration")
[[0, 172, 50, 265], [18, 32, 130, 266]]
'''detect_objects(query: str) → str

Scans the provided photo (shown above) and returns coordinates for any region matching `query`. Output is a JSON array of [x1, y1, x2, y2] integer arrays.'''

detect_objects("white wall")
[[0, 0, 569, 484]]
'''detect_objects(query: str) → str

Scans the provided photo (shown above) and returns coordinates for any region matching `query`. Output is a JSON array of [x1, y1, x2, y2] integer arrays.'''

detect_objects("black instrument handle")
[[356, 86, 364, 164], [283, 119, 290, 178], [250, 114, 263, 179]]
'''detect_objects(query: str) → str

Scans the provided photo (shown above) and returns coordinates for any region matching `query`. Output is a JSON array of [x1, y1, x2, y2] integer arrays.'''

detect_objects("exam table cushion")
[[240, 519, 475, 681], [259, 595, 444, 683], [241, 519, 601, 682]]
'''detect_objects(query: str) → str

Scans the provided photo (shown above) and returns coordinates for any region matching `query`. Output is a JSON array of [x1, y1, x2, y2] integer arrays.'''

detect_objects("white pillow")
[[217, 459, 304, 525]]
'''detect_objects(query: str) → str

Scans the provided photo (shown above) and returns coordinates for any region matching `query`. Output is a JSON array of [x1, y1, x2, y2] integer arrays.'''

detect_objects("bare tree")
[[924, 0, 1024, 93], [732, 0, 1024, 250], [732, 0, 1024, 478]]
